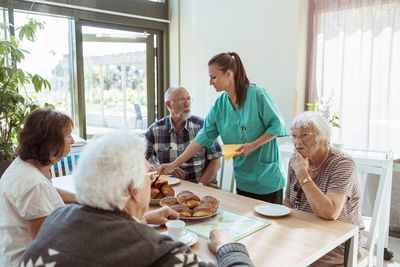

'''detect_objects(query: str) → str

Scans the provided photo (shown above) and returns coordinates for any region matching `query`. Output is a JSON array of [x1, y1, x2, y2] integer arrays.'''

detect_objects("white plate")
[[161, 230, 198, 246], [254, 204, 291, 217], [165, 177, 180, 186], [180, 210, 218, 220]]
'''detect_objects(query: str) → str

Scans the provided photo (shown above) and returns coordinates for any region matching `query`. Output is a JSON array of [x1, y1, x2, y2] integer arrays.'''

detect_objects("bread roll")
[[177, 192, 201, 208], [171, 204, 192, 217], [192, 202, 218, 217], [177, 190, 193, 197], [160, 196, 178, 207], [201, 196, 219, 208], [160, 185, 175, 197], [154, 179, 168, 189], [151, 188, 160, 199], [155, 192, 164, 199]]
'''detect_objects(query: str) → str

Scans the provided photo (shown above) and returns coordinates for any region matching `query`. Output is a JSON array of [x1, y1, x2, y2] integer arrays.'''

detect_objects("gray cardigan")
[[20, 204, 254, 267]]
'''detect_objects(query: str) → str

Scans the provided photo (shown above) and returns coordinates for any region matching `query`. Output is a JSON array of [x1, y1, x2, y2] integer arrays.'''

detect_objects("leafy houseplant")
[[0, 19, 51, 163]]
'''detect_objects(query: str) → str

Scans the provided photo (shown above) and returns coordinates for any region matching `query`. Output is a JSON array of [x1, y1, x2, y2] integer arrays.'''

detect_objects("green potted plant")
[[0, 19, 51, 175]]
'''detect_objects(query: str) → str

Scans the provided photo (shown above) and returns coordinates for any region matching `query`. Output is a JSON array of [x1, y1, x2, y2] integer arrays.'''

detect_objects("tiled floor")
[[383, 236, 400, 267]]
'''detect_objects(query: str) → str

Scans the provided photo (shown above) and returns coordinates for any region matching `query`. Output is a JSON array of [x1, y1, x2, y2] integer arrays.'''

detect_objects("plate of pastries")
[[150, 178, 175, 205], [160, 190, 220, 219]]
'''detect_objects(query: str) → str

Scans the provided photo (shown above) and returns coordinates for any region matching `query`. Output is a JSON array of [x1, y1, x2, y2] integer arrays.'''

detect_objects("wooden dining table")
[[53, 176, 359, 267]]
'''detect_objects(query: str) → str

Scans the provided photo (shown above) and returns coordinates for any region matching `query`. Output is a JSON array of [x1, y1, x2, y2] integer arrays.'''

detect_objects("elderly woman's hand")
[[144, 206, 179, 225], [207, 228, 234, 253], [290, 150, 309, 178]]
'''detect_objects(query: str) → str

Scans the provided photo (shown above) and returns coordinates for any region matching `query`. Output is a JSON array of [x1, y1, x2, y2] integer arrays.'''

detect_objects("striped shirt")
[[145, 115, 222, 182], [285, 147, 363, 266]]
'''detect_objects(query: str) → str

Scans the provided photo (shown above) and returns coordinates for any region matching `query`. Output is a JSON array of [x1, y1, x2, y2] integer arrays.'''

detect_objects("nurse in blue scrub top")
[[159, 52, 287, 203]]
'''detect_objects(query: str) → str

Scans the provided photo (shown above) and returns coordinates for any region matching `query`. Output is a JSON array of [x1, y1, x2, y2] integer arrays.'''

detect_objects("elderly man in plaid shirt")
[[145, 86, 222, 188]]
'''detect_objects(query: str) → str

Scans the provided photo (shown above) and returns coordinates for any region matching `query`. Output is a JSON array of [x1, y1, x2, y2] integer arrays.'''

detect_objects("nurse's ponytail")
[[208, 52, 249, 109]]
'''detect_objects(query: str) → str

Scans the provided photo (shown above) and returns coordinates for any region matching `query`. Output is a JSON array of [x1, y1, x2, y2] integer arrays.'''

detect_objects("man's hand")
[[170, 167, 185, 180], [144, 206, 179, 225], [197, 177, 208, 185], [207, 228, 234, 253], [158, 163, 185, 179], [158, 163, 176, 176]]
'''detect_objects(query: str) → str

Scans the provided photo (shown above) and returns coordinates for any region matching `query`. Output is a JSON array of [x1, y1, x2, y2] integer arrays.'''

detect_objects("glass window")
[[82, 25, 148, 138], [1, 9, 8, 45], [0, 8, 6, 25], [14, 11, 76, 122]]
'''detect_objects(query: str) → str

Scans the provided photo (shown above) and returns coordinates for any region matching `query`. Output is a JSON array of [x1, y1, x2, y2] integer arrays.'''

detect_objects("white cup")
[[166, 220, 185, 241]]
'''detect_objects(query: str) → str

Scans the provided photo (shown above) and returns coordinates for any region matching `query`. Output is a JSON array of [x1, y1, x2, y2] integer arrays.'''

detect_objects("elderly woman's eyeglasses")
[[173, 97, 193, 104], [147, 171, 158, 182], [289, 132, 315, 141]]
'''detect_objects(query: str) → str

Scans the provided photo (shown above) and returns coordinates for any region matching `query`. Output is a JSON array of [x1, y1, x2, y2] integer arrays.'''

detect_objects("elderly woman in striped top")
[[283, 111, 363, 266]]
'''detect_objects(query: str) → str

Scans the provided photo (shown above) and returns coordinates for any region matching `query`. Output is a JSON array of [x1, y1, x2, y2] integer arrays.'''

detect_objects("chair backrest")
[[134, 103, 143, 120], [217, 157, 236, 193], [279, 143, 294, 202], [50, 146, 83, 178], [217, 156, 225, 189], [356, 163, 388, 262]]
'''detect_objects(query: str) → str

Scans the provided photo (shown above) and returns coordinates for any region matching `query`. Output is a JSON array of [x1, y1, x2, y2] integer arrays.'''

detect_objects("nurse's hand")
[[235, 143, 254, 157]]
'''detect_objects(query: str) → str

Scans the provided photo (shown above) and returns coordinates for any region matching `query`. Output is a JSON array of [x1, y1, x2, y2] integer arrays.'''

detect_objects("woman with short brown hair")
[[0, 108, 77, 266]]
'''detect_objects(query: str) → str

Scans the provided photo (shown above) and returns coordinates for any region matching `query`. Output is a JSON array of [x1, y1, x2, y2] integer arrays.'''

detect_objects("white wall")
[[169, 0, 309, 124]]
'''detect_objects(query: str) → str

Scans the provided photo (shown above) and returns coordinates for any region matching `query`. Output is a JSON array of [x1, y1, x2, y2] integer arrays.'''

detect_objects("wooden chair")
[[50, 146, 83, 178]]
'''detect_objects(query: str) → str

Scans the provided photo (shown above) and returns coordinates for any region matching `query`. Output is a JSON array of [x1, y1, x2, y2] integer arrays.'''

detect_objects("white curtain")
[[309, 0, 400, 155]]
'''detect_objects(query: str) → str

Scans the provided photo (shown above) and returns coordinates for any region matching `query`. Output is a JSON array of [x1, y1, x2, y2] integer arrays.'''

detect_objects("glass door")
[[82, 25, 153, 138]]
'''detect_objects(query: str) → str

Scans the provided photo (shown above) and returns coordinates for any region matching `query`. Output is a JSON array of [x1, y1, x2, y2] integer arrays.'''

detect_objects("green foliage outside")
[[0, 19, 52, 161], [84, 64, 147, 112]]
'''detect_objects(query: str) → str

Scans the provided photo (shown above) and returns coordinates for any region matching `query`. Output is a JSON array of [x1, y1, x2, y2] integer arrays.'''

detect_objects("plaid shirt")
[[145, 115, 222, 182]]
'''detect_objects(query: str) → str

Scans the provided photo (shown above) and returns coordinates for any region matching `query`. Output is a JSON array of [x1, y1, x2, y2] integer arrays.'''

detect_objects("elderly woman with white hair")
[[20, 130, 254, 267], [283, 111, 363, 266]]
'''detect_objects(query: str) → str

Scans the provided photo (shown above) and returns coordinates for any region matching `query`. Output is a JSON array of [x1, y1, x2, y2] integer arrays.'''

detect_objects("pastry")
[[192, 202, 218, 217], [151, 188, 160, 199], [177, 190, 193, 197], [155, 192, 164, 199], [160, 185, 175, 197], [201, 196, 219, 207], [177, 192, 201, 208], [171, 204, 192, 217], [154, 179, 168, 189], [160, 196, 178, 207]]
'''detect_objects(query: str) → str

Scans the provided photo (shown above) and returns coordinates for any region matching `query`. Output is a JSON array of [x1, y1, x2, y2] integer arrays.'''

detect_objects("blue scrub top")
[[194, 85, 287, 194]]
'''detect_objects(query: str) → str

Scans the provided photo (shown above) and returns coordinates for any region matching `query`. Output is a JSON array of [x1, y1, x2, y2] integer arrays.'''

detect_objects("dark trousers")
[[236, 188, 283, 204]]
